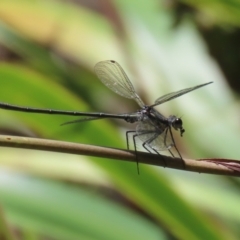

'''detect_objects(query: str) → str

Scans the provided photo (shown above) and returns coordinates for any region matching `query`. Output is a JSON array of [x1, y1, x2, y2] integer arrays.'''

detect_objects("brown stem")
[[0, 135, 239, 176]]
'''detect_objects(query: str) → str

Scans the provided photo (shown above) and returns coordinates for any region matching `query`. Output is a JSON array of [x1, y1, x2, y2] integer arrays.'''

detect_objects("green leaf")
[[0, 171, 165, 240]]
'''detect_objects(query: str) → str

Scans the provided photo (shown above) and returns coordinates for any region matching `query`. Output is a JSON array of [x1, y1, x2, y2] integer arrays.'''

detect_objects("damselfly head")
[[169, 115, 185, 137]]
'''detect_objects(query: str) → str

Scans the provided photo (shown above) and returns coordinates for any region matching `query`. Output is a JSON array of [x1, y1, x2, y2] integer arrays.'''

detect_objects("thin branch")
[[0, 135, 239, 176]]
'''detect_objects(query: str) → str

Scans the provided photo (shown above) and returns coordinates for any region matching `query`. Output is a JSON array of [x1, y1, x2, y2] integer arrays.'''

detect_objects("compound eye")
[[173, 118, 185, 136], [174, 118, 183, 129]]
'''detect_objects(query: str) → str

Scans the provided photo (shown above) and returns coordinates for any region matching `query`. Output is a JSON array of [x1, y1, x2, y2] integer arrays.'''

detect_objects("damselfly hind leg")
[[126, 131, 140, 174]]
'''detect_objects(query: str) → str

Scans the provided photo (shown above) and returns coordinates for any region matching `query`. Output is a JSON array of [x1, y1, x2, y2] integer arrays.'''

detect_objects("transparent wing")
[[136, 120, 173, 151], [94, 60, 145, 107], [61, 116, 103, 126], [152, 82, 213, 107]]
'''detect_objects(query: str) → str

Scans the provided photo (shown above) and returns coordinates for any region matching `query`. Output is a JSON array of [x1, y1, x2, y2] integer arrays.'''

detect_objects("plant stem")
[[0, 135, 238, 176]]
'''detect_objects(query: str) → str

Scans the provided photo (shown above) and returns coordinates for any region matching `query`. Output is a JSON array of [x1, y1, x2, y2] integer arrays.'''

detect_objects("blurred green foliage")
[[0, 0, 239, 239]]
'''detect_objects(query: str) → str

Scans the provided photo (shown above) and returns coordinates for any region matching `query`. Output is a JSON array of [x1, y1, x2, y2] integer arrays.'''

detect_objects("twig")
[[0, 135, 239, 176]]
